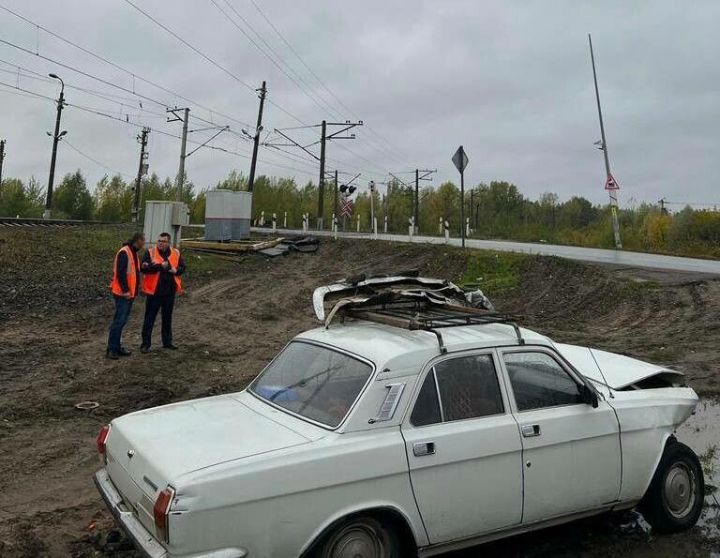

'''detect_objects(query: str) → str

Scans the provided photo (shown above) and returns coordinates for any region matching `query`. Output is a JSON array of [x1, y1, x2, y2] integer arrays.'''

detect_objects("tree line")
[[2, 169, 719, 257]]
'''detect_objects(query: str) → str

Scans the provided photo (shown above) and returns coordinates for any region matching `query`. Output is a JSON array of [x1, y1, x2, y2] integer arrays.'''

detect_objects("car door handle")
[[521, 424, 541, 437], [413, 442, 435, 457]]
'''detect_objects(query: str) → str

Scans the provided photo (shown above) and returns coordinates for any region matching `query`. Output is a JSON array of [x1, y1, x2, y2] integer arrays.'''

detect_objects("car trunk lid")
[[105, 393, 317, 504]]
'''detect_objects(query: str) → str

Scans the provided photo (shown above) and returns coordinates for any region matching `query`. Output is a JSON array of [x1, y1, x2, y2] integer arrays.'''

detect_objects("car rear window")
[[250, 341, 373, 428]]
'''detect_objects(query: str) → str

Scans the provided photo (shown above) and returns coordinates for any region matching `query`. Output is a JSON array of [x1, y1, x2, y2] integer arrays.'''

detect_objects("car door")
[[498, 347, 622, 524], [401, 351, 523, 544]]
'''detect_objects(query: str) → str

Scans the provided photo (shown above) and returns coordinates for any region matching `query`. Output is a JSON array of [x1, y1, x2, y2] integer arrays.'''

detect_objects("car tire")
[[640, 440, 704, 533], [315, 516, 401, 558]]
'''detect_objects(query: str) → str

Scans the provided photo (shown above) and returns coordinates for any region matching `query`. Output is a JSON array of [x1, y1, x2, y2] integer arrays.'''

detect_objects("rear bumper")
[[95, 469, 248, 558], [95, 468, 169, 558]]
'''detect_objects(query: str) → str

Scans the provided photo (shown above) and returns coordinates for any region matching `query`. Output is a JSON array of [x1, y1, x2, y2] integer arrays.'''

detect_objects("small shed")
[[205, 190, 252, 241]]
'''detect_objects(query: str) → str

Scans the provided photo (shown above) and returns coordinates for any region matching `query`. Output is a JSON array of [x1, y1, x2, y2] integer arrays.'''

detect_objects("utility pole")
[[0, 139, 5, 186], [267, 120, 362, 230], [168, 107, 190, 201], [589, 34, 622, 249], [247, 81, 267, 192], [132, 127, 150, 223], [414, 169, 436, 233], [318, 120, 327, 229], [45, 74, 66, 220]]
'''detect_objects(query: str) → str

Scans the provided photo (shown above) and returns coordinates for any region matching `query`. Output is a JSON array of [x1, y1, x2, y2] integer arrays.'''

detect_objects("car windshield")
[[250, 342, 373, 428]]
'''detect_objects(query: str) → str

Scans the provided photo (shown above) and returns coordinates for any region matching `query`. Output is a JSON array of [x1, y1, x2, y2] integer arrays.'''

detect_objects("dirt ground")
[[1, 228, 719, 557]]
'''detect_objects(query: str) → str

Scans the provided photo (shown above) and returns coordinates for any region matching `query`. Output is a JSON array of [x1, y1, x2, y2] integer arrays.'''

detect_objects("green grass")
[[0, 225, 237, 318], [460, 252, 526, 295]]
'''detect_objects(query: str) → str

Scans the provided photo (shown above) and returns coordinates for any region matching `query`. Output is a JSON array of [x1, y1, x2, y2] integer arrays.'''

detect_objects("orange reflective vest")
[[141, 247, 183, 295], [110, 245, 138, 298]]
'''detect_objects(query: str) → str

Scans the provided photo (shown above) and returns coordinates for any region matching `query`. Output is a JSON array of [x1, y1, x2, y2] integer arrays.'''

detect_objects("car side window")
[[410, 371, 442, 426], [435, 355, 504, 421], [504, 352, 583, 411], [410, 354, 504, 426]]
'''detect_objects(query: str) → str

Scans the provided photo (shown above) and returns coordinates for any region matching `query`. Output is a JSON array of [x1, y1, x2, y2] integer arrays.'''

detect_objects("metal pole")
[[414, 169, 419, 234], [589, 34, 622, 249], [0, 139, 5, 186], [317, 120, 327, 229], [248, 81, 266, 193], [176, 107, 190, 201], [133, 128, 150, 223], [333, 169, 339, 218], [460, 147, 465, 249], [45, 76, 65, 219]]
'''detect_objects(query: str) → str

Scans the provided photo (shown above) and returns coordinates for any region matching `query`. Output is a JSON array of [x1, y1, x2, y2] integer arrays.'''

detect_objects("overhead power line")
[[0, 3, 255, 129], [121, 0, 306, 127], [0, 79, 320, 178], [208, 0, 342, 121], [63, 139, 133, 179], [246, 0, 409, 165]]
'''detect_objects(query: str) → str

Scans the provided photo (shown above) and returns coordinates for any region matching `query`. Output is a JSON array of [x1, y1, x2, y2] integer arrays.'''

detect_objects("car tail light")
[[153, 487, 175, 543], [96, 424, 110, 455]]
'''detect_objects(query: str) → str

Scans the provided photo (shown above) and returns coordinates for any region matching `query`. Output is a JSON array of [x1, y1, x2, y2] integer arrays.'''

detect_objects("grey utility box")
[[205, 189, 252, 241], [143, 201, 190, 247]]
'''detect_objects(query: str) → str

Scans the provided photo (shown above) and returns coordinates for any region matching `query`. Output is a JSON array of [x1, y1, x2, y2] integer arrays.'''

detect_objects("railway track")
[[0, 217, 123, 228]]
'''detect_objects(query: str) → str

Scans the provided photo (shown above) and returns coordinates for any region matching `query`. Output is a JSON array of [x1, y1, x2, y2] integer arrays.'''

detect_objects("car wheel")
[[317, 516, 400, 558], [641, 440, 705, 533]]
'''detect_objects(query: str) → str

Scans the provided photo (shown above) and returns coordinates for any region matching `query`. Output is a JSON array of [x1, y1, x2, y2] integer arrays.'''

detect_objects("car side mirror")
[[581, 384, 599, 408]]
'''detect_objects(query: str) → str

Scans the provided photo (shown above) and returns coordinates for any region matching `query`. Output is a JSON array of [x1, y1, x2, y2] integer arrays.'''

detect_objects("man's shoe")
[[163, 344, 179, 350], [140, 345, 151, 354], [106, 350, 120, 360], [118, 347, 132, 357]]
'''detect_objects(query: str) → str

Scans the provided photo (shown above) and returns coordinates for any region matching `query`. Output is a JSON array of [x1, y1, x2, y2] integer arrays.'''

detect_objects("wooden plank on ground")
[[181, 238, 285, 252]]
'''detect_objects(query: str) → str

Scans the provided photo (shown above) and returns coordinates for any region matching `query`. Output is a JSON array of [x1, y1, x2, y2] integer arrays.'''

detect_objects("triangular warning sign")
[[605, 173, 620, 190]]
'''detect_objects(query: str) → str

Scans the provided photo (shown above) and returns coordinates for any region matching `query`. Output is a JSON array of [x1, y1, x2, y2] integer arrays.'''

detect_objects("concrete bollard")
[[384, 214, 388, 234], [260, 211, 265, 227], [466, 217, 470, 238], [408, 217, 415, 241], [439, 217, 443, 235], [373, 217, 378, 240], [444, 220, 450, 244], [332, 213, 338, 240], [357, 214, 361, 233], [272, 213, 277, 232], [283, 211, 287, 229]]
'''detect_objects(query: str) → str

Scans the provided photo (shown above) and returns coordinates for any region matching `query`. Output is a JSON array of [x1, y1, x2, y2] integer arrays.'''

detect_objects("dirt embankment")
[[1, 229, 719, 557]]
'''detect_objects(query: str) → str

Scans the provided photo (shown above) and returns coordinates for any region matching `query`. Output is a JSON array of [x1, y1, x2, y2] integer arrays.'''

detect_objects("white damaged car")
[[95, 275, 705, 558]]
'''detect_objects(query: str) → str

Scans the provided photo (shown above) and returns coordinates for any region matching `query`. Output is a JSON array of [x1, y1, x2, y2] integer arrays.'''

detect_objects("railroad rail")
[[0, 217, 127, 228]]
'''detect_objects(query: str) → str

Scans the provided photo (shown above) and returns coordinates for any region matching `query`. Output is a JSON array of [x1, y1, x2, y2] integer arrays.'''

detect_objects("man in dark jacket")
[[107, 232, 145, 359], [140, 232, 185, 352]]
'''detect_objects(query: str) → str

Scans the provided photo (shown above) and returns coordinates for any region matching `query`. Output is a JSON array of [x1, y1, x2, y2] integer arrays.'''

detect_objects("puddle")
[[676, 398, 720, 540]]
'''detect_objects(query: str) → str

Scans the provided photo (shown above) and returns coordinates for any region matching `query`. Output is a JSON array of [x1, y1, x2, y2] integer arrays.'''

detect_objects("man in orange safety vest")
[[140, 232, 185, 352], [107, 232, 145, 359]]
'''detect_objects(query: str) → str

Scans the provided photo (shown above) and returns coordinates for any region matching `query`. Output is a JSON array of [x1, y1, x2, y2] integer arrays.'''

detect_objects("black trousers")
[[141, 294, 175, 348]]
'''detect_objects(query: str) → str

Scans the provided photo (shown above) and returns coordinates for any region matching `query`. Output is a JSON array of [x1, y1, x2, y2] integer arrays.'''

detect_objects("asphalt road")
[[252, 227, 720, 275]]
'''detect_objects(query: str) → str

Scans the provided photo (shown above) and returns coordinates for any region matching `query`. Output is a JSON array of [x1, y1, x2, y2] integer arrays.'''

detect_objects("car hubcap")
[[664, 462, 696, 519], [331, 525, 384, 558]]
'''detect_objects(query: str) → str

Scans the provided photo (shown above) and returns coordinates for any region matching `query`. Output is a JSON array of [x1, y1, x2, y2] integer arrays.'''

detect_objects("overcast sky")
[[1, 0, 719, 207]]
